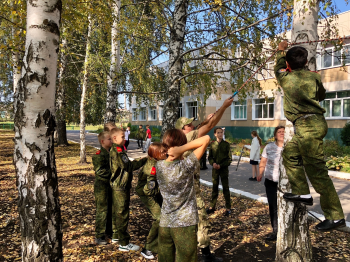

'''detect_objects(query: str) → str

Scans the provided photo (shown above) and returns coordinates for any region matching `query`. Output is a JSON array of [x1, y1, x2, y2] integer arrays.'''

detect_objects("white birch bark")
[[12, 2, 21, 93], [105, 0, 121, 123], [161, 0, 189, 134], [276, 1, 319, 261], [13, 0, 63, 261], [79, 15, 92, 164]]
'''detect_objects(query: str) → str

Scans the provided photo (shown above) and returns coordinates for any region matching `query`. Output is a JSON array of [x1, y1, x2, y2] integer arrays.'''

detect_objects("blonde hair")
[[251, 130, 262, 146], [110, 128, 123, 137], [98, 131, 110, 145], [104, 122, 117, 132]]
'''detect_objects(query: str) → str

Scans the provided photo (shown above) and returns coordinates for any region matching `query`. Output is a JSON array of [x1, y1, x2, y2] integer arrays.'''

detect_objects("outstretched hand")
[[278, 41, 288, 51], [223, 97, 234, 108]]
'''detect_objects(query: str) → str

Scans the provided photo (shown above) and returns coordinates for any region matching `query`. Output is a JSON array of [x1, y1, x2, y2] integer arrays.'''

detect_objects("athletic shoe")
[[111, 238, 119, 244], [249, 177, 257, 181], [141, 248, 155, 259], [95, 237, 107, 245], [119, 243, 140, 252]]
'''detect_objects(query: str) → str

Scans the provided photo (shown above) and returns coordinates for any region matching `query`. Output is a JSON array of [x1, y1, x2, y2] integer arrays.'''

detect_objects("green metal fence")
[[0, 123, 14, 130]]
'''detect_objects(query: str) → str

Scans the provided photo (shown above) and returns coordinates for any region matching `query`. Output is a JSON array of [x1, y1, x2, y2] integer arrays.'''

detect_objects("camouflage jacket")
[[137, 128, 145, 139], [274, 50, 326, 123], [208, 140, 232, 168], [109, 143, 147, 189], [183, 130, 199, 158], [92, 147, 111, 182], [135, 158, 160, 197]]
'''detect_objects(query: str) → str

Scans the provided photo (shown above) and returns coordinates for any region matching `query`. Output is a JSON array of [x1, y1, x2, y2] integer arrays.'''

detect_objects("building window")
[[178, 103, 183, 117], [257, 62, 275, 80], [148, 106, 157, 121], [320, 91, 350, 118], [159, 105, 164, 120], [187, 101, 198, 120], [132, 108, 138, 121], [254, 98, 274, 119], [231, 100, 247, 120], [139, 107, 146, 121], [321, 45, 350, 69]]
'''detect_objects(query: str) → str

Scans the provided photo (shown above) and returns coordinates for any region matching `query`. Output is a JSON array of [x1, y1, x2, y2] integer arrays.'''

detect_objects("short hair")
[[148, 142, 167, 160], [104, 122, 117, 132], [98, 131, 110, 144], [273, 125, 285, 141], [139, 125, 143, 127], [286, 46, 308, 70], [214, 127, 223, 134], [146, 125, 150, 128], [110, 128, 123, 137], [162, 129, 187, 148]]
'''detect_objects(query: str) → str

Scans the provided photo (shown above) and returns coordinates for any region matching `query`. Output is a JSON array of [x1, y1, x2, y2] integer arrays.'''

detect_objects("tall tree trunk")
[[276, 1, 319, 261], [12, 2, 21, 93], [105, 0, 121, 123], [56, 31, 69, 146], [13, 0, 63, 261], [161, 0, 189, 134], [79, 16, 92, 164]]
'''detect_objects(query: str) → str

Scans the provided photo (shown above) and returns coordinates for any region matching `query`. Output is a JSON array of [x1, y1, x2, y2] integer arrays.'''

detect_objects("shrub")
[[326, 156, 350, 171], [340, 122, 350, 146], [323, 140, 344, 158], [127, 122, 132, 128], [131, 125, 138, 132], [152, 127, 161, 136]]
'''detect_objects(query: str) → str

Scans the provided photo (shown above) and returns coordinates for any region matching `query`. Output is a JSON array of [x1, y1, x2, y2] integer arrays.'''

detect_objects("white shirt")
[[245, 137, 260, 161], [124, 130, 130, 140], [261, 142, 283, 182]]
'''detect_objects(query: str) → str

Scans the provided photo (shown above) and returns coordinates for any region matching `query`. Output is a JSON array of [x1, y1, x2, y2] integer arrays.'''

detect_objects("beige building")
[[130, 11, 350, 141]]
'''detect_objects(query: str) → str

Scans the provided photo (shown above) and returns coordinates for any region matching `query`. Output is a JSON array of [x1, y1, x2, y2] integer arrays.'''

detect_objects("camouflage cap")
[[175, 117, 194, 130]]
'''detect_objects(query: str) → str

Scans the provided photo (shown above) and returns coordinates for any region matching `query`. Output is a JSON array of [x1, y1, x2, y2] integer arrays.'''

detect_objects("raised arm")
[[197, 97, 234, 138], [168, 135, 211, 160]]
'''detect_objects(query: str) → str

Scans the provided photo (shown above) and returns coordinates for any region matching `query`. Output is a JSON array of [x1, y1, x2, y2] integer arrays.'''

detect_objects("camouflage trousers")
[[194, 174, 210, 248], [282, 114, 344, 220], [137, 192, 161, 253], [94, 179, 113, 238], [211, 168, 231, 209], [158, 225, 198, 262], [111, 187, 130, 245]]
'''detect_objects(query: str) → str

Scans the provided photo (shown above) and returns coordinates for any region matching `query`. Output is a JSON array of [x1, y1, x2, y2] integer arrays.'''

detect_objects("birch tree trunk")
[[13, 0, 63, 261], [12, 2, 21, 93], [276, 1, 319, 261], [56, 32, 69, 146], [105, 0, 121, 123], [79, 16, 92, 164], [161, 0, 189, 134]]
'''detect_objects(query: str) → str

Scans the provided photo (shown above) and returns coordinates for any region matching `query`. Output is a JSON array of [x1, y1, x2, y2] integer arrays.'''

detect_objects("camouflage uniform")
[[109, 144, 148, 245], [183, 130, 211, 249], [275, 51, 344, 220], [92, 147, 113, 239], [156, 152, 200, 262], [208, 140, 232, 209], [135, 158, 162, 253], [137, 128, 145, 148]]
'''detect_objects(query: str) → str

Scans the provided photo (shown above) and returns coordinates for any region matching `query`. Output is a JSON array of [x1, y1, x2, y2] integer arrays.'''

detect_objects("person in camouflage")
[[156, 129, 210, 262], [275, 41, 345, 231], [109, 128, 148, 251], [92, 131, 113, 245], [136, 142, 167, 260], [176, 96, 233, 262], [137, 125, 145, 149], [207, 127, 232, 215]]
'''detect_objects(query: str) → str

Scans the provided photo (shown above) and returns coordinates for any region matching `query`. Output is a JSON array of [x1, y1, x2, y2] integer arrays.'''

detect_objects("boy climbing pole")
[[275, 41, 345, 231]]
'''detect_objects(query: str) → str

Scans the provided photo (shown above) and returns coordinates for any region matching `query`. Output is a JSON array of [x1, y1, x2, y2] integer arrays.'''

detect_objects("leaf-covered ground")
[[0, 130, 349, 261]]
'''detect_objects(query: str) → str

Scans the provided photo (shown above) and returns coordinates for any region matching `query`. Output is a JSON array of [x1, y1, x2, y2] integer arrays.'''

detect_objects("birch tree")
[[105, 0, 121, 123], [276, 1, 319, 261], [79, 15, 92, 164], [13, 0, 63, 260]]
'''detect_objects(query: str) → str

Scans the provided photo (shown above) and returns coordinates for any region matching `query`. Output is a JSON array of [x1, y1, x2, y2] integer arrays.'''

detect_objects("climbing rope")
[[195, 36, 350, 130]]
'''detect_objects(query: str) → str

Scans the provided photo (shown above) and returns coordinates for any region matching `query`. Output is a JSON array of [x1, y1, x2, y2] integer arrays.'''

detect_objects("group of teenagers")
[[91, 41, 346, 261]]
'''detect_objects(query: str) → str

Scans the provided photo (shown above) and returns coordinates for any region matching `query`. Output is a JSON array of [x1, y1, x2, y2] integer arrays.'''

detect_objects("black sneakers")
[[315, 219, 346, 232], [283, 193, 313, 206], [249, 177, 257, 181], [141, 248, 155, 259], [265, 232, 277, 241]]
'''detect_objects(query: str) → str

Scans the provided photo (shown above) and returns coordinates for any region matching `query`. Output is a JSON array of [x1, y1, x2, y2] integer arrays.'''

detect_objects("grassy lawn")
[[1, 130, 350, 261]]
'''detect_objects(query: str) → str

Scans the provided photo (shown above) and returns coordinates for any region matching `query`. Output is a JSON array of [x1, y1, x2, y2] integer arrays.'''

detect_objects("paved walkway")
[[67, 130, 350, 223]]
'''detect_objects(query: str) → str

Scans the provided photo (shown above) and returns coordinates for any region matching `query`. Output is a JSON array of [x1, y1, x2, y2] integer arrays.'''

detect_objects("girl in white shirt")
[[244, 130, 262, 181]]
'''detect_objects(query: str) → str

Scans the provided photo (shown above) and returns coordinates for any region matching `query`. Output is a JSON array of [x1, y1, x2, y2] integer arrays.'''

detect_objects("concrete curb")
[[199, 178, 350, 232]]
